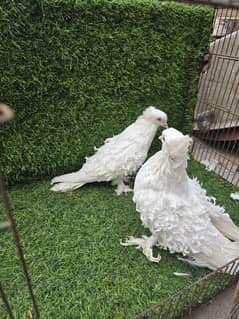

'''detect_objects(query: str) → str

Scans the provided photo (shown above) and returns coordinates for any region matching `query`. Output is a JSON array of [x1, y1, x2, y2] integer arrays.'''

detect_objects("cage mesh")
[[192, 7, 239, 187]]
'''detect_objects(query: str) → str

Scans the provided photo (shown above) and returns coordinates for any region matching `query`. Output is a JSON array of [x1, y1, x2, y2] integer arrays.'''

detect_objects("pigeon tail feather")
[[50, 182, 85, 192], [179, 241, 239, 274], [210, 213, 239, 242], [51, 171, 90, 184]]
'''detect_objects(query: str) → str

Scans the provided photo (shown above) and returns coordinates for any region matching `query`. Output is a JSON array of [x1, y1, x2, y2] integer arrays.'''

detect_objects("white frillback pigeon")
[[50, 106, 168, 195], [121, 128, 239, 272]]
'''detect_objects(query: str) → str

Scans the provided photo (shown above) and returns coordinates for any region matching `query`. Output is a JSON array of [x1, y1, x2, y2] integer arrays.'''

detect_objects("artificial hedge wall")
[[0, 0, 213, 184]]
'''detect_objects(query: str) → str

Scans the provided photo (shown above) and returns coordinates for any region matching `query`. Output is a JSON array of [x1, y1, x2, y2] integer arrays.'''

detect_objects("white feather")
[[200, 159, 218, 171], [231, 193, 239, 201], [122, 128, 239, 273], [51, 106, 167, 194], [173, 272, 192, 277]]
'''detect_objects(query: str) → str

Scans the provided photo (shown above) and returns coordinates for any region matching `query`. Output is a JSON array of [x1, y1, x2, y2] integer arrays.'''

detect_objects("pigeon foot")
[[120, 235, 161, 263]]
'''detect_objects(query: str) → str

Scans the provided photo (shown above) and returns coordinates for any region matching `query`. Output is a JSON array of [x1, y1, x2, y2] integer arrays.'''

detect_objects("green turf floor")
[[0, 161, 238, 319]]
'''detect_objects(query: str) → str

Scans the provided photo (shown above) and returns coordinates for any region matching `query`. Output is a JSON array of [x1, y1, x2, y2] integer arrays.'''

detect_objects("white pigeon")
[[121, 128, 239, 272], [50, 106, 168, 195]]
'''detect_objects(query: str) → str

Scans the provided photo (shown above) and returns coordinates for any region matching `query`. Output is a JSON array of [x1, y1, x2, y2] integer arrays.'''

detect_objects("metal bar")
[[230, 261, 239, 276], [0, 283, 14, 319], [227, 281, 239, 319], [196, 8, 237, 161], [192, 7, 225, 159], [192, 140, 238, 187], [218, 86, 239, 179], [134, 257, 239, 319], [171, 293, 185, 318], [0, 174, 40, 319], [0, 221, 11, 232], [213, 29, 239, 178], [198, 8, 235, 134], [195, 7, 221, 116], [210, 53, 239, 61], [194, 129, 239, 141], [194, 99, 239, 119], [0, 104, 40, 318], [192, 7, 239, 187]]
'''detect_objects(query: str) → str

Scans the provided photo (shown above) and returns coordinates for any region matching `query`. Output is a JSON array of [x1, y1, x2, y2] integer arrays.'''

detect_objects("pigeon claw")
[[120, 237, 144, 248], [147, 254, 161, 263], [142, 244, 161, 263], [120, 236, 161, 263]]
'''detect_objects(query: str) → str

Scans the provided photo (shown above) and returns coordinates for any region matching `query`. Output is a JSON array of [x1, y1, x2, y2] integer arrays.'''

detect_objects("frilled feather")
[[51, 107, 167, 194], [122, 128, 239, 273]]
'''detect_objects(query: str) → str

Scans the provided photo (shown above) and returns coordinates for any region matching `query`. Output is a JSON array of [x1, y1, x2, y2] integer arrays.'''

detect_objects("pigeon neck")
[[137, 116, 159, 128], [161, 151, 188, 181], [138, 117, 159, 146]]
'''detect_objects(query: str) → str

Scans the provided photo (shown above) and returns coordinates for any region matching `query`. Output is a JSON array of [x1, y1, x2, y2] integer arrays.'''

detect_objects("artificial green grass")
[[0, 0, 212, 185], [0, 161, 238, 318]]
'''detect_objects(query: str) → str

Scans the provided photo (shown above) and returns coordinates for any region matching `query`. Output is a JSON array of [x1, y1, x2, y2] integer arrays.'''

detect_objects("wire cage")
[[0, 2, 239, 319], [192, 6, 239, 187], [134, 257, 239, 319], [227, 279, 239, 319]]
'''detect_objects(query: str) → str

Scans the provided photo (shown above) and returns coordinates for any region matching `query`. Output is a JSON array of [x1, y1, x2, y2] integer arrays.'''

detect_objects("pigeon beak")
[[159, 135, 162, 141], [163, 122, 168, 128]]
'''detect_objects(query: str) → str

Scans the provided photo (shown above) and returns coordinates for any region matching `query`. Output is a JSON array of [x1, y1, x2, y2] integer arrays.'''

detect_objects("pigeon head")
[[142, 106, 168, 128], [160, 128, 192, 166]]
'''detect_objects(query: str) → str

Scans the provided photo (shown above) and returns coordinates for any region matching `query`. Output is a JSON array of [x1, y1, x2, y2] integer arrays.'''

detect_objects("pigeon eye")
[[157, 117, 162, 121]]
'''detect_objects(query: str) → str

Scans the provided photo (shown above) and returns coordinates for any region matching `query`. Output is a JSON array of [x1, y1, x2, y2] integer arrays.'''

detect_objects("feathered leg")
[[120, 234, 161, 262], [112, 178, 133, 196]]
